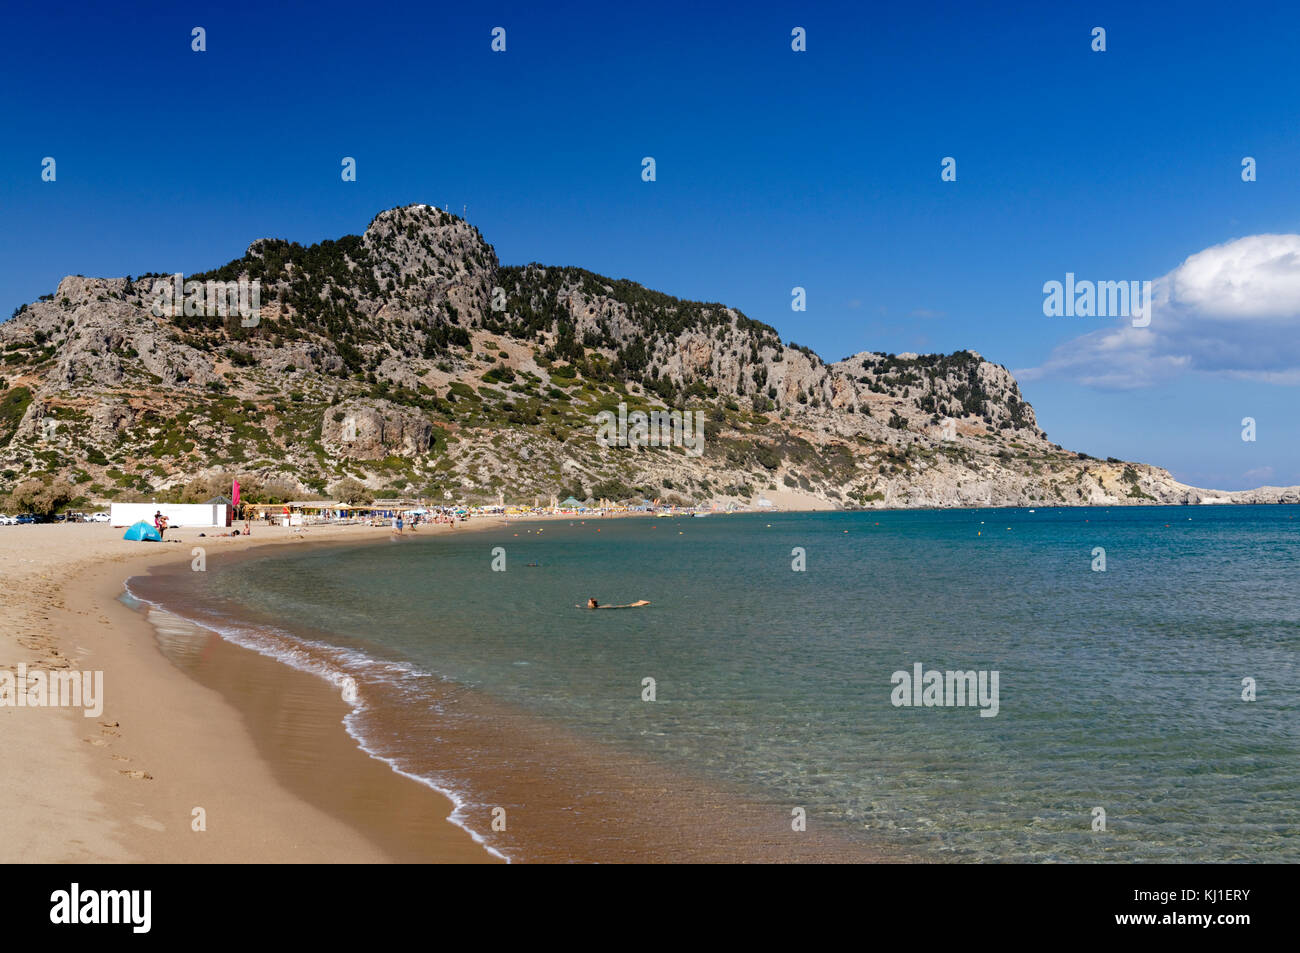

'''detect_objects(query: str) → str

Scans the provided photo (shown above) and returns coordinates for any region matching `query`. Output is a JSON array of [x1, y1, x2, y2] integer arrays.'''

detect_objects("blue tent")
[[123, 520, 162, 542]]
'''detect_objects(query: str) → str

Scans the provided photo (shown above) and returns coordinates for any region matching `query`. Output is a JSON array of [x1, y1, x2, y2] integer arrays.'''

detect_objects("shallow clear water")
[[194, 505, 1299, 861]]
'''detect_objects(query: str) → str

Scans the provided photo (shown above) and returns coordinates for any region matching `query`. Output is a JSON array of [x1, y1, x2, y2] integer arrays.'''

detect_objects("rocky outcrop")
[[320, 399, 437, 460]]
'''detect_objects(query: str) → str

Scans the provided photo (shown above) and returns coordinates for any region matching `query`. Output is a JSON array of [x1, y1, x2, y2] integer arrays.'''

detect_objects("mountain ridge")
[[1, 203, 1295, 511]]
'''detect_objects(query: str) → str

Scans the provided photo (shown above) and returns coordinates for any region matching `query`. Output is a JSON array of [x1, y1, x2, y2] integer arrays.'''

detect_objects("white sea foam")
[[122, 578, 512, 863]]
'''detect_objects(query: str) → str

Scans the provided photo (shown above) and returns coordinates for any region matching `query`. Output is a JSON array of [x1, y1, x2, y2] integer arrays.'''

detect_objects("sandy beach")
[[0, 518, 503, 863]]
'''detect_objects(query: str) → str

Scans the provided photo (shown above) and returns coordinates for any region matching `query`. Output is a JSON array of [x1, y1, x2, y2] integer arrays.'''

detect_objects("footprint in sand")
[[110, 755, 129, 762], [84, 738, 109, 747], [118, 770, 152, 780]]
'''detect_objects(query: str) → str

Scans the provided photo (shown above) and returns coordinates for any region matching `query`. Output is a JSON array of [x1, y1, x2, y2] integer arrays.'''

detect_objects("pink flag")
[[232, 479, 241, 507]]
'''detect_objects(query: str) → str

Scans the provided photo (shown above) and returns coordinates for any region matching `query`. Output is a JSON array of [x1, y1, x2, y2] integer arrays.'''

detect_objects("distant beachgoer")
[[587, 597, 599, 608]]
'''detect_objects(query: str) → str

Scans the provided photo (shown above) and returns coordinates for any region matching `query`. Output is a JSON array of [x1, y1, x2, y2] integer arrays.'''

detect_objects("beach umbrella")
[[122, 520, 162, 542]]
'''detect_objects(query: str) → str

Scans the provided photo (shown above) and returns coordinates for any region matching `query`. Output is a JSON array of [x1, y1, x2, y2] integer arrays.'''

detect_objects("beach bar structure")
[[242, 499, 431, 525], [245, 500, 350, 524]]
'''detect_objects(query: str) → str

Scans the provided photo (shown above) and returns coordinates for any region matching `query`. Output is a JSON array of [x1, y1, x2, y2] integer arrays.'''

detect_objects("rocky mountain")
[[1, 203, 1295, 511]]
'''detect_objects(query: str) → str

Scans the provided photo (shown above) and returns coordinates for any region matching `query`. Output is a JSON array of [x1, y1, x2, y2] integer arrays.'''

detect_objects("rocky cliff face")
[[0, 204, 1292, 509]]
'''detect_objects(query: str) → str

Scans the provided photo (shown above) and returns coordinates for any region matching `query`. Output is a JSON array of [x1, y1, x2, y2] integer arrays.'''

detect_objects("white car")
[[87, 512, 110, 523], [0, 515, 14, 525]]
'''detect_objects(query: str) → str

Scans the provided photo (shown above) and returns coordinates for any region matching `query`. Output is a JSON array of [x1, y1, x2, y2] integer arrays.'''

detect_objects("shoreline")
[[0, 509, 707, 863], [120, 525, 514, 863], [119, 513, 891, 862], [0, 518, 509, 863]]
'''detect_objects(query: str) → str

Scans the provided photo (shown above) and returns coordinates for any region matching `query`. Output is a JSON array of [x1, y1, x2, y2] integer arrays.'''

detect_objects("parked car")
[[15, 514, 36, 524], [88, 512, 110, 523], [0, 515, 14, 525]]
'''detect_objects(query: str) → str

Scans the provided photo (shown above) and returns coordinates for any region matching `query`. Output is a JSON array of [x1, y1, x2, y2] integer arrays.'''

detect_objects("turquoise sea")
[[134, 505, 1300, 862]]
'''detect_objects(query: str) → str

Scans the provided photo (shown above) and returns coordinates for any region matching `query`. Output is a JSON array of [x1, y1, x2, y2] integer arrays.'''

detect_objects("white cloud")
[[1020, 234, 1300, 388]]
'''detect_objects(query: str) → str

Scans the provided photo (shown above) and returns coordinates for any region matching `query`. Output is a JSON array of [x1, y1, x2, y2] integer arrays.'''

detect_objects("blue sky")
[[2, 0, 1298, 489]]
